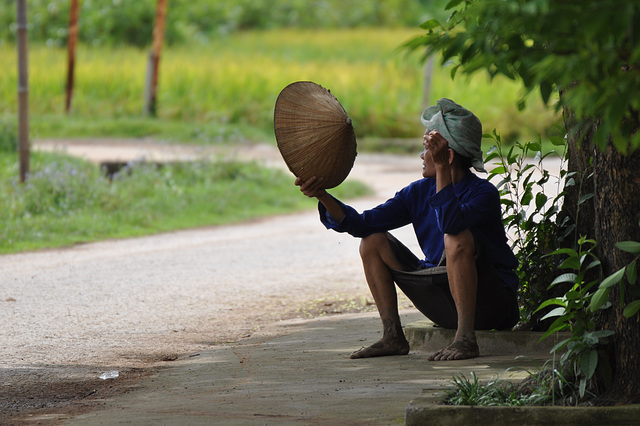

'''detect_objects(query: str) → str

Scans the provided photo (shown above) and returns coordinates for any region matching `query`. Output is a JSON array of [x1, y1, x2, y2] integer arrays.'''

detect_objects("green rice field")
[[0, 28, 559, 145]]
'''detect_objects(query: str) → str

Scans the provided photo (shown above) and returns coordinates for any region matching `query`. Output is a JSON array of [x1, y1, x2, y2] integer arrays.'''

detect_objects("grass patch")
[[445, 371, 553, 407], [0, 152, 370, 254], [30, 114, 271, 145], [444, 364, 596, 407]]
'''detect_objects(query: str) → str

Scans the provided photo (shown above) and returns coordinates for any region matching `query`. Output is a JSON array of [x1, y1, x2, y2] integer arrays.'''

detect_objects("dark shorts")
[[387, 233, 519, 330]]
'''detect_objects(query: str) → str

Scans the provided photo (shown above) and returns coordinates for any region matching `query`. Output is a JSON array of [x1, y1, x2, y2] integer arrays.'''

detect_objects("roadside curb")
[[405, 392, 640, 426], [404, 321, 640, 425], [405, 320, 570, 356]]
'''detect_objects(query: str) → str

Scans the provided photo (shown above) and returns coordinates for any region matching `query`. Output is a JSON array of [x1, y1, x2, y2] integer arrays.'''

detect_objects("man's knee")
[[359, 233, 388, 259], [444, 230, 475, 264]]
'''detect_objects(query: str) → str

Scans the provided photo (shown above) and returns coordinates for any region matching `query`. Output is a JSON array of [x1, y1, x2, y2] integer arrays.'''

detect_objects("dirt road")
[[1, 139, 423, 422]]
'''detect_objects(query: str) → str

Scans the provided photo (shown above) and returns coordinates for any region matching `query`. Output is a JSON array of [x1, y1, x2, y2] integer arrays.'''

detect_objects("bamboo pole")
[[16, 0, 29, 183], [65, 0, 80, 113], [143, 0, 168, 116]]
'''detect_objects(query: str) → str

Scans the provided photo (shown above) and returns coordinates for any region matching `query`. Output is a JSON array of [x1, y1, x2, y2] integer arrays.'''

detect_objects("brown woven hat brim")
[[274, 81, 357, 189]]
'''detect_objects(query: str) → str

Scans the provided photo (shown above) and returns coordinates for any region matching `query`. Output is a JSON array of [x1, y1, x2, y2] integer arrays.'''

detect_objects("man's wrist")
[[316, 191, 331, 202]]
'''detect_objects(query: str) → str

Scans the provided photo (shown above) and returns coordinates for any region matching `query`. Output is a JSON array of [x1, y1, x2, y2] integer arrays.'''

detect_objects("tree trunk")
[[563, 104, 640, 403]]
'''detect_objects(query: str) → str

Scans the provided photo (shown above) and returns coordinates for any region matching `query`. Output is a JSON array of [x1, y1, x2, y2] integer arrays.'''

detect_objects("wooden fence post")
[[143, 0, 168, 117], [65, 0, 80, 114], [16, 0, 29, 182]]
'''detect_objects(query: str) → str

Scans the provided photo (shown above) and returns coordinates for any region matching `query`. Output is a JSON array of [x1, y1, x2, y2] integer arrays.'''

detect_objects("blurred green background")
[[1, 0, 559, 147], [0, 0, 561, 253]]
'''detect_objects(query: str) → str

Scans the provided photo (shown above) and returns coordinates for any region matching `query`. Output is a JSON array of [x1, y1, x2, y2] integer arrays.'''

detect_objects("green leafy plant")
[[483, 136, 640, 404], [484, 130, 572, 329], [589, 233, 640, 318], [534, 237, 613, 401], [531, 227, 640, 404]]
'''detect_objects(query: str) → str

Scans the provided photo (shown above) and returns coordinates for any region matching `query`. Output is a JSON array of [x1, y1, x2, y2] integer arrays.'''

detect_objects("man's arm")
[[295, 176, 345, 222], [424, 130, 453, 192]]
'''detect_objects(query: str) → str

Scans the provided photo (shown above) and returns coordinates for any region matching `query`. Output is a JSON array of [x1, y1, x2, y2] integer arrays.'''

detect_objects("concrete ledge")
[[405, 390, 640, 425], [405, 320, 568, 356], [404, 321, 640, 425]]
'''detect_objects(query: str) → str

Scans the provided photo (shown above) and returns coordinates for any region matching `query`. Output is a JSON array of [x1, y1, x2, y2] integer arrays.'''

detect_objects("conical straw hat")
[[274, 81, 357, 189]]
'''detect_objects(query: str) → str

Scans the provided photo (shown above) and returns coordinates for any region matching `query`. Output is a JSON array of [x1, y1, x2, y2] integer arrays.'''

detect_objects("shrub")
[[484, 130, 572, 330]]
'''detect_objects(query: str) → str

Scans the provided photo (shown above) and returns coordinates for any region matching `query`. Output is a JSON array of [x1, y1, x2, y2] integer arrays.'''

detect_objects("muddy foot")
[[428, 334, 479, 361], [350, 337, 410, 359]]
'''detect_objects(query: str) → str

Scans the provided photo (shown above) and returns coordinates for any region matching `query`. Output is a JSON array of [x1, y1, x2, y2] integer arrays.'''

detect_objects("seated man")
[[296, 98, 519, 361]]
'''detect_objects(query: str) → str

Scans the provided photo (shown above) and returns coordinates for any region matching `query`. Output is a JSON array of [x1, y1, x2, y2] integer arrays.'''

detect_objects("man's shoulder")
[[400, 178, 436, 195], [404, 177, 434, 189], [467, 172, 497, 190], [457, 173, 500, 202]]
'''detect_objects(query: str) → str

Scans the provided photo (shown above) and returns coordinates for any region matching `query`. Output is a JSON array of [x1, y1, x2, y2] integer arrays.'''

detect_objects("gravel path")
[[2, 139, 423, 370]]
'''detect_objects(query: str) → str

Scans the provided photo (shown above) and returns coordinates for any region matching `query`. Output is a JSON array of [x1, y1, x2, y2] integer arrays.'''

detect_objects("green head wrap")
[[421, 98, 486, 173]]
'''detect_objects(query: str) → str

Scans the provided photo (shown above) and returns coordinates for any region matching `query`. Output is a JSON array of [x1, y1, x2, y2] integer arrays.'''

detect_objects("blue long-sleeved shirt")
[[319, 170, 519, 294]]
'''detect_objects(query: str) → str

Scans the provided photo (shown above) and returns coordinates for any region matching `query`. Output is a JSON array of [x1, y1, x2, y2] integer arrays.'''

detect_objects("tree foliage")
[[405, 0, 640, 151], [0, 0, 431, 47]]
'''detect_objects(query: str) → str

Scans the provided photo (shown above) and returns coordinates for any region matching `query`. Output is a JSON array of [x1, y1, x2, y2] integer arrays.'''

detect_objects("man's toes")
[[427, 350, 443, 361]]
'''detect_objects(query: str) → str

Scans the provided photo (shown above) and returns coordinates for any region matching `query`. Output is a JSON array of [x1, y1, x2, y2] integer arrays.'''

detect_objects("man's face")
[[420, 130, 436, 178]]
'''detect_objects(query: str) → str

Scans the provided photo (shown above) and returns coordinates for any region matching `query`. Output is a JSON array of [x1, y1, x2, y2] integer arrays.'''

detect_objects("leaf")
[[539, 80, 553, 104], [623, 300, 640, 318], [484, 150, 499, 162], [549, 337, 571, 353], [627, 260, 637, 284], [549, 247, 578, 257], [420, 19, 441, 31], [588, 330, 615, 339], [541, 306, 566, 320], [579, 377, 587, 398], [589, 287, 610, 312], [450, 64, 460, 79], [495, 177, 510, 190], [528, 141, 542, 152], [564, 289, 581, 301], [616, 241, 640, 255], [541, 316, 571, 340], [578, 193, 594, 205], [550, 273, 578, 287], [581, 349, 598, 380], [491, 165, 507, 175], [558, 256, 580, 271], [584, 259, 602, 272], [535, 192, 548, 210], [444, 0, 464, 10], [598, 267, 626, 290], [534, 297, 566, 313]]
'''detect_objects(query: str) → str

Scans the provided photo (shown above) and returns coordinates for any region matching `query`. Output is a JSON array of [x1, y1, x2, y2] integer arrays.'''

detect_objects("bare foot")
[[350, 337, 410, 359], [428, 333, 479, 361]]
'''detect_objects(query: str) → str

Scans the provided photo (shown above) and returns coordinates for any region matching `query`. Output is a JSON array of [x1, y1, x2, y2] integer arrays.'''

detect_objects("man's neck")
[[450, 166, 468, 185]]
